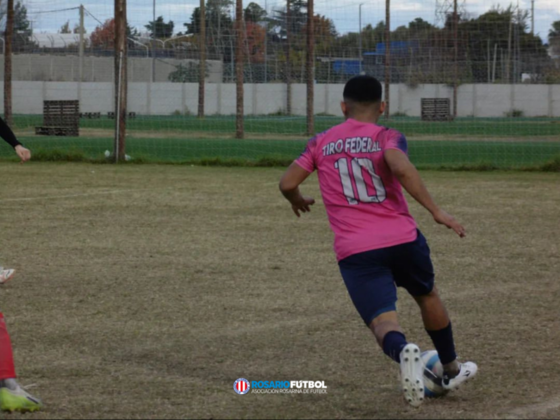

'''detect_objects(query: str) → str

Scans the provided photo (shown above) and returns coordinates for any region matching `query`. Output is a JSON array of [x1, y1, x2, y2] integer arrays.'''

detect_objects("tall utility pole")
[[384, 0, 390, 120], [306, 0, 314, 135], [531, 0, 535, 35], [4, 0, 14, 127], [235, 0, 244, 138], [114, 0, 128, 162], [152, 0, 156, 82], [264, 0, 268, 83], [79, 5, 85, 82], [506, 12, 512, 82], [453, 0, 458, 119], [359, 4, 364, 75], [286, 0, 292, 115], [198, 0, 206, 118]]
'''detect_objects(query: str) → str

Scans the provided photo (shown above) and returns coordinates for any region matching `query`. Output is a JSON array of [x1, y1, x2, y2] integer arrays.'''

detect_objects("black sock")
[[426, 323, 457, 366], [382, 331, 408, 363]]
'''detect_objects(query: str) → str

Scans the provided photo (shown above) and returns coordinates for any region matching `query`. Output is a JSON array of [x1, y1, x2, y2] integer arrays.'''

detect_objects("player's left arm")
[[279, 162, 315, 218], [384, 136, 466, 238], [0, 117, 31, 163]]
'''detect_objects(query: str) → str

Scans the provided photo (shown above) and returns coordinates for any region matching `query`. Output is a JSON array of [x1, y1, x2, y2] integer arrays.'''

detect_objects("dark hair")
[[343, 75, 383, 103]]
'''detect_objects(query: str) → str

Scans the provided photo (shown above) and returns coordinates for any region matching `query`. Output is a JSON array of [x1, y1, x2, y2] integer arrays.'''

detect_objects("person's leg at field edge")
[[0, 313, 17, 381], [0, 312, 42, 413]]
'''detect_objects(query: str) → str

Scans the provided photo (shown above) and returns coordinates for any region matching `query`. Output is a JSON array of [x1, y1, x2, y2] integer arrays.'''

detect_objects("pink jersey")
[[295, 118, 417, 261]]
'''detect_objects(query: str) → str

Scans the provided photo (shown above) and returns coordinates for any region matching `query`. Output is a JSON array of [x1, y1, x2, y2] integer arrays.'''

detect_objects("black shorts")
[[338, 230, 435, 326]]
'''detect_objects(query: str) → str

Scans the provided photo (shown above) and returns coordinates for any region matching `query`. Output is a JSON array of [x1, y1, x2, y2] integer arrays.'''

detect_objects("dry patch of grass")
[[0, 164, 558, 419]]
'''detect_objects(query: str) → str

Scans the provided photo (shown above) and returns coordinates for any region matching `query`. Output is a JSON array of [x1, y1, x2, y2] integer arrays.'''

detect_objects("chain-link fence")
[[0, 0, 559, 167]]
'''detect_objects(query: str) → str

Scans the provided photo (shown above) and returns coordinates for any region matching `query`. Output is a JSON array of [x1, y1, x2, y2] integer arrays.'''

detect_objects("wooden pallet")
[[421, 98, 452, 121], [36, 100, 80, 137]]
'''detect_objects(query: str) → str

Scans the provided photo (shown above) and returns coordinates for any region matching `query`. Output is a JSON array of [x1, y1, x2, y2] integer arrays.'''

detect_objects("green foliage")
[[185, 0, 234, 35], [168, 62, 210, 83], [145, 16, 174, 39], [245, 2, 267, 23], [59, 20, 71, 34], [269, 0, 309, 38], [536, 156, 560, 172]]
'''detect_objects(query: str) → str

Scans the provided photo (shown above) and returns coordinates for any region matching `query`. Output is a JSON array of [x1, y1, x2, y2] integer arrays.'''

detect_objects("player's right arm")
[[0, 117, 31, 163], [384, 148, 466, 238], [279, 162, 315, 217]]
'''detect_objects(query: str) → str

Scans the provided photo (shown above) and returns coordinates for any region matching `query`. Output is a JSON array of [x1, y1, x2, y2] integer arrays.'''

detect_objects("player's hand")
[[433, 209, 466, 238], [14, 145, 31, 163], [291, 196, 315, 218]]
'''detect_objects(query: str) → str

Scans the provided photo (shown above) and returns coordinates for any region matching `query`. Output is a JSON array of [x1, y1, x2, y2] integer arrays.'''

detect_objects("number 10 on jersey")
[[334, 158, 387, 205]]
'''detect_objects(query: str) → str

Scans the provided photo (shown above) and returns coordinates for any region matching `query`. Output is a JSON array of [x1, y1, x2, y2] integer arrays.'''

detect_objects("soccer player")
[[0, 116, 42, 413], [279, 76, 477, 407]]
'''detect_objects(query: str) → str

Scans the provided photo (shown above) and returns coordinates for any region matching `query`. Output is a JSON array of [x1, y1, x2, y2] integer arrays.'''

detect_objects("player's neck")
[[347, 114, 381, 124]]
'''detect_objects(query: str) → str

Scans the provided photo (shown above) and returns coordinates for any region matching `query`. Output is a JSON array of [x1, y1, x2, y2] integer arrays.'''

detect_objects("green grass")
[[2, 135, 558, 169], [5, 114, 559, 169], [12, 114, 560, 138]]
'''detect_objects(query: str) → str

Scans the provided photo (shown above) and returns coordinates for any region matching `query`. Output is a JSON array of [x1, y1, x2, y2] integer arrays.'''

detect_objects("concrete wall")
[[1, 82, 559, 117], [0, 55, 224, 83]]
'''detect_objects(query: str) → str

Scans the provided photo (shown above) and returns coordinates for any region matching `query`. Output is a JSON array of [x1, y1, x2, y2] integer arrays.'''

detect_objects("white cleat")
[[0, 268, 15, 285], [400, 344, 425, 408], [443, 361, 478, 391]]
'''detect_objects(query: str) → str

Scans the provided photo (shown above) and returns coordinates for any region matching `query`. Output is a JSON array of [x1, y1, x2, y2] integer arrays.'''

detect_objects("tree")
[[269, 0, 309, 39], [73, 23, 87, 35], [90, 18, 139, 49], [60, 20, 71, 34], [185, 0, 233, 34], [244, 2, 267, 23], [90, 18, 115, 48], [145, 16, 174, 39], [14, 1, 32, 41], [551, 20, 560, 39], [550, 20, 560, 58], [184, 0, 234, 62], [305, 14, 336, 55], [459, 6, 550, 82], [245, 21, 266, 62]]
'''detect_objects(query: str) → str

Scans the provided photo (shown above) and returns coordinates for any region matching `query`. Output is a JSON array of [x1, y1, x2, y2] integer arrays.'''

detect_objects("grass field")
[[1, 115, 559, 168], [1, 163, 559, 419]]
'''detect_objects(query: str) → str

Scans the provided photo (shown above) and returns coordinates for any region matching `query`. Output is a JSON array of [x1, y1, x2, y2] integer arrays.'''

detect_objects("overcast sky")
[[25, 0, 560, 43]]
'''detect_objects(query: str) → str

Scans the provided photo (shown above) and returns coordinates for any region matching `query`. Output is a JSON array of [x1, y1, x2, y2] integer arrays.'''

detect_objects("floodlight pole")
[[198, 0, 206, 118], [359, 3, 364, 75], [531, 0, 534, 35], [384, 0, 390, 120], [79, 5, 85, 82], [306, 0, 314, 135], [152, 0, 156, 82]]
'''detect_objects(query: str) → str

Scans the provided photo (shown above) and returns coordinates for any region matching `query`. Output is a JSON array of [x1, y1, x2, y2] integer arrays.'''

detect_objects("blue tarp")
[[333, 60, 361, 75], [364, 41, 420, 56]]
